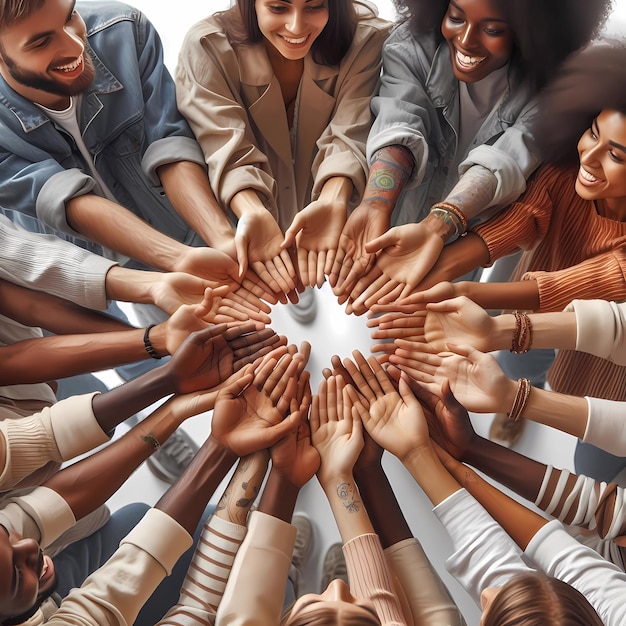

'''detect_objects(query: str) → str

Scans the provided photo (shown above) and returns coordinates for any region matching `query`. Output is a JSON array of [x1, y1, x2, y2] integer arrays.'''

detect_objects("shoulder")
[[353, 1, 394, 37], [181, 14, 236, 57], [78, 1, 140, 35]]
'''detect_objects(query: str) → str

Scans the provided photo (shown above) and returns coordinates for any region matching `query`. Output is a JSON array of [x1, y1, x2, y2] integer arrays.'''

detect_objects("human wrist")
[[491, 313, 517, 351], [146, 322, 169, 357], [258, 466, 300, 522], [422, 209, 456, 241]]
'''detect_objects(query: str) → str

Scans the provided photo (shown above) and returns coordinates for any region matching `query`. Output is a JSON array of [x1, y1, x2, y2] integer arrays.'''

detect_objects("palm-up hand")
[[211, 352, 305, 457]]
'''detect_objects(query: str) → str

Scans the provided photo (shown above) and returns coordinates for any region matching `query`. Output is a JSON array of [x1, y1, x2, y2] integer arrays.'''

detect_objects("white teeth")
[[580, 166, 599, 182], [456, 50, 485, 66], [283, 35, 307, 44], [54, 54, 82, 72]]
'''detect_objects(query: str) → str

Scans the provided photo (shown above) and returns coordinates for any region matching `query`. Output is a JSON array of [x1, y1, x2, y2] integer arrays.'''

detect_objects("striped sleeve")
[[525, 251, 626, 312], [472, 164, 562, 264], [158, 516, 246, 626], [343, 533, 407, 625]]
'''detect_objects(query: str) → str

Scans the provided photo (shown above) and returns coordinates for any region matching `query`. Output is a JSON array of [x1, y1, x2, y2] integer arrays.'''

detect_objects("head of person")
[[281, 578, 381, 625], [394, 0, 612, 90], [480, 573, 603, 625], [534, 38, 626, 169], [0, 0, 96, 109], [215, 0, 358, 67], [0, 524, 56, 625]]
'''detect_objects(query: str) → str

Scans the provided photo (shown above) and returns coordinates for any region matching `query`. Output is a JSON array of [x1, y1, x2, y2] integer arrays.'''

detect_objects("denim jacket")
[[0, 1, 205, 258], [368, 24, 541, 227]]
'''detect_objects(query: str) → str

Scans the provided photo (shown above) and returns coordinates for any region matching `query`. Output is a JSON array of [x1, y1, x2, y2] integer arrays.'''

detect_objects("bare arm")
[[158, 161, 236, 259]]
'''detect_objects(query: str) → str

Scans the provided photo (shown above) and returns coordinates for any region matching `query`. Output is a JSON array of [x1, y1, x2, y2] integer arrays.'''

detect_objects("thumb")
[[282, 215, 304, 250], [365, 229, 396, 254], [234, 230, 249, 278]]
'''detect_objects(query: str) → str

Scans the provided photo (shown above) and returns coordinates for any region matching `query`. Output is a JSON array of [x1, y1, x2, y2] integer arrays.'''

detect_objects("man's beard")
[[2, 50, 95, 99]]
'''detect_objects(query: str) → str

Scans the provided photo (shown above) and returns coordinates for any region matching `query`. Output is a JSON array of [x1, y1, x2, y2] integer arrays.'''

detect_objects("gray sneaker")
[[288, 287, 317, 324], [145, 428, 198, 484], [291, 514, 313, 596], [320, 542, 348, 592]]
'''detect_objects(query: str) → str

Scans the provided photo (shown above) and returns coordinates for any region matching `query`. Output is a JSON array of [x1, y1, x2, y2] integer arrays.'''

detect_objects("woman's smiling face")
[[441, 0, 514, 83]]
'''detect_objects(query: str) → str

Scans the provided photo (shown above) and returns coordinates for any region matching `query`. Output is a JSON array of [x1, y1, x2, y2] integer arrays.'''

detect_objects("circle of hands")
[[163, 213, 507, 484]]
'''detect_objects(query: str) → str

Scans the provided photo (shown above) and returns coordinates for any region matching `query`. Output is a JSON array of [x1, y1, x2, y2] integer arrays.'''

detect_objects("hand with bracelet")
[[345, 201, 466, 315]]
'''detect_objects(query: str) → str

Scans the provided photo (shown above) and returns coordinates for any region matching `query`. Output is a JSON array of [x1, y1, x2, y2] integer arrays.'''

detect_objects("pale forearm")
[[317, 176, 353, 208], [215, 451, 269, 526], [489, 311, 578, 352], [230, 188, 273, 219], [158, 161, 235, 250], [320, 472, 375, 542], [444, 165, 498, 221], [66, 194, 187, 271]]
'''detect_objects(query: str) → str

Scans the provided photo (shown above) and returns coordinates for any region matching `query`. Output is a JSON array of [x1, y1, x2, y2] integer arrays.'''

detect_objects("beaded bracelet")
[[510, 312, 533, 353], [508, 377, 532, 422], [429, 207, 463, 237], [143, 324, 163, 360], [431, 201, 468, 234]]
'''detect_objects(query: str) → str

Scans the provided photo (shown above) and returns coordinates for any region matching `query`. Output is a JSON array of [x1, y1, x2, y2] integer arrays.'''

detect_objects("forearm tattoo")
[[216, 454, 267, 525], [337, 480, 361, 514], [365, 147, 415, 206], [445, 165, 498, 219]]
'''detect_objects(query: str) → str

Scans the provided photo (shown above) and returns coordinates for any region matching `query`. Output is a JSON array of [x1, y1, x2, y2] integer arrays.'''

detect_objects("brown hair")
[[482, 573, 604, 626], [214, 0, 359, 66], [0, 0, 45, 28]]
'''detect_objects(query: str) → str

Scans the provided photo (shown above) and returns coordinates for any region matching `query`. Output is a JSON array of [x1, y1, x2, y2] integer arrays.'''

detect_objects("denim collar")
[[0, 43, 122, 134]]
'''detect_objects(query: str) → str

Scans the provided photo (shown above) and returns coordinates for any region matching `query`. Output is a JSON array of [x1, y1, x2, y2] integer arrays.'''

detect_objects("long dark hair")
[[394, 0, 612, 90], [214, 0, 358, 66], [533, 37, 626, 166]]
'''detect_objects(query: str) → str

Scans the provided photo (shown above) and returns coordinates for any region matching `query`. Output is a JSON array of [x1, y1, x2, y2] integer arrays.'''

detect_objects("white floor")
[[105, 282, 577, 626]]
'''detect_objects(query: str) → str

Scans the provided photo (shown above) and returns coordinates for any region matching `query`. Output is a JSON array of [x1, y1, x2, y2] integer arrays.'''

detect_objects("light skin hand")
[[174, 246, 243, 287], [368, 310, 427, 356], [210, 356, 302, 456], [310, 376, 364, 487], [282, 198, 347, 288], [371, 281, 462, 314], [346, 223, 446, 315], [235, 209, 297, 297], [329, 204, 389, 301], [390, 343, 516, 414]]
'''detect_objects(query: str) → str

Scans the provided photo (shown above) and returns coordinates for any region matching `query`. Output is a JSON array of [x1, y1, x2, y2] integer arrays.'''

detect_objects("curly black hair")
[[395, 0, 613, 90]]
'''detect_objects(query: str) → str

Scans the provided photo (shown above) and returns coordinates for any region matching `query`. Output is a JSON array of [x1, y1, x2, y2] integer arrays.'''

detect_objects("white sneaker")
[[288, 287, 317, 324]]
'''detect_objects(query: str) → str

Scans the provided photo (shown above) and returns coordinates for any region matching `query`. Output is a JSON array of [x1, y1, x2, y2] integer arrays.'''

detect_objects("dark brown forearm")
[[257, 468, 300, 523]]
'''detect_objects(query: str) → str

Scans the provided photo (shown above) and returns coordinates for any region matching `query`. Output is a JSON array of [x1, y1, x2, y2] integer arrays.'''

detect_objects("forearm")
[[90, 361, 174, 434], [215, 451, 270, 526], [489, 310, 578, 352], [361, 145, 415, 216], [0, 278, 129, 334], [158, 161, 235, 250], [460, 279, 541, 312], [441, 454, 548, 550], [444, 165, 498, 221], [320, 472, 375, 542], [257, 467, 300, 523], [43, 397, 198, 520], [156, 436, 237, 535], [66, 193, 187, 271], [0, 329, 158, 385], [230, 188, 273, 219], [461, 435, 550, 504], [417, 232, 490, 289], [317, 175, 353, 208], [354, 462, 412, 548]]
